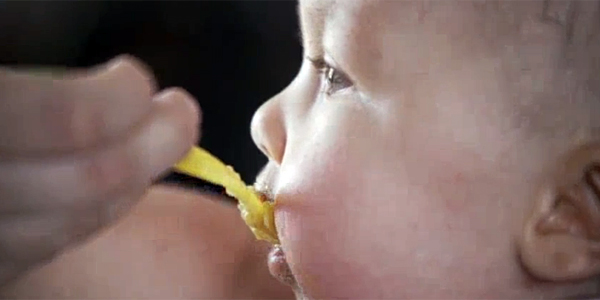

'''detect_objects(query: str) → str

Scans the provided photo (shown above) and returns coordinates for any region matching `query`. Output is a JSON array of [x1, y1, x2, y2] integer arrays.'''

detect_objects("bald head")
[[258, 1, 600, 298]]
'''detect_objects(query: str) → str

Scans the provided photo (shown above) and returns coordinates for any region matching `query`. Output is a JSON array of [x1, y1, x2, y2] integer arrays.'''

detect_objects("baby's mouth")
[[253, 166, 298, 287], [253, 190, 297, 286], [268, 245, 297, 287], [253, 190, 298, 288]]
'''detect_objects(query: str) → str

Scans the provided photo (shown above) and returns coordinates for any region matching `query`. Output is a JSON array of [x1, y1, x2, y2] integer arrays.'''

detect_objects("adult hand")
[[0, 55, 200, 286]]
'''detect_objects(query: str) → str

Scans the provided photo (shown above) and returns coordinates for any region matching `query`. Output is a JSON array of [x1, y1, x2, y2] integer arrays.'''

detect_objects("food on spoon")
[[173, 146, 279, 244]]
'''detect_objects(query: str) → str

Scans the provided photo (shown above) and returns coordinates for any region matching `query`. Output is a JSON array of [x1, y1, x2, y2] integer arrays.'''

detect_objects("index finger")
[[0, 55, 157, 156]]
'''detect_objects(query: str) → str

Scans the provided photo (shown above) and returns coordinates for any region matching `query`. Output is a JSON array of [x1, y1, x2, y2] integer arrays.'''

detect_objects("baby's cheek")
[[275, 163, 469, 298], [274, 138, 434, 297], [274, 137, 518, 298], [272, 94, 519, 297], [273, 139, 381, 296]]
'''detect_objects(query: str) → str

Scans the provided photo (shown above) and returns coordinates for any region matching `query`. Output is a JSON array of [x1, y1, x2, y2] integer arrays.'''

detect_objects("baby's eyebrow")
[[297, 0, 334, 54], [295, 1, 302, 44]]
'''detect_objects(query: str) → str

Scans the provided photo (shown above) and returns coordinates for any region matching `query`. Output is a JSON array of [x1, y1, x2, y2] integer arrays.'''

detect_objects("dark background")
[[0, 1, 302, 194]]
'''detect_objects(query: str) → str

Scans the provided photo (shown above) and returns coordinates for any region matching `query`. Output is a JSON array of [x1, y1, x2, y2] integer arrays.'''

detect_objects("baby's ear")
[[520, 143, 600, 281]]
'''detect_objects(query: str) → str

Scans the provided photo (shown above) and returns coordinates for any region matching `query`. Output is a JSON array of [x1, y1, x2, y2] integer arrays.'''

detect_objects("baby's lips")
[[249, 188, 280, 244], [255, 189, 272, 203], [172, 147, 278, 243], [268, 244, 297, 287]]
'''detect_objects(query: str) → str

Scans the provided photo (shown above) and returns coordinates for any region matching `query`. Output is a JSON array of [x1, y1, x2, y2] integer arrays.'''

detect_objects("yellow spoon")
[[10, 67, 279, 243], [173, 146, 279, 244]]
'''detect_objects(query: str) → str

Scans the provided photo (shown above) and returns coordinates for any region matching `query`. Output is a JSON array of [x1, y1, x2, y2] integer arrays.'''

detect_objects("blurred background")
[[0, 1, 302, 195]]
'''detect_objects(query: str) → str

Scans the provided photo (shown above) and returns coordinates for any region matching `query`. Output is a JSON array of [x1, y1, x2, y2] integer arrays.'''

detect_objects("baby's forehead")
[[297, 1, 576, 72], [299, 1, 551, 44], [299, 1, 526, 83]]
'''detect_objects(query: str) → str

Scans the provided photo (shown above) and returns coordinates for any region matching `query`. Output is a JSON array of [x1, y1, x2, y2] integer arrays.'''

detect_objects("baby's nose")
[[250, 97, 286, 164]]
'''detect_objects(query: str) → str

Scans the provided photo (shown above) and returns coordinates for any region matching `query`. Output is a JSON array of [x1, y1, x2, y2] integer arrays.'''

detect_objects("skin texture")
[[3, 1, 600, 299], [0, 56, 202, 285], [0, 56, 292, 299], [0, 186, 293, 299], [250, 0, 600, 298]]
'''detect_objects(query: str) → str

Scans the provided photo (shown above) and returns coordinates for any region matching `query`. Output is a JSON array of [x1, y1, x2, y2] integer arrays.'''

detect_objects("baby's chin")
[[267, 245, 310, 299], [266, 208, 304, 294], [266, 244, 325, 299], [266, 241, 383, 300], [262, 164, 400, 298], [267, 202, 375, 299], [267, 245, 296, 287], [266, 206, 325, 298], [265, 194, 524, 299]]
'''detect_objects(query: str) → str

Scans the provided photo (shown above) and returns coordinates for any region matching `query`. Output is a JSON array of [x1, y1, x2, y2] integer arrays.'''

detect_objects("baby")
[[2, 0, 600, 299], [254, 0, 600, 298]]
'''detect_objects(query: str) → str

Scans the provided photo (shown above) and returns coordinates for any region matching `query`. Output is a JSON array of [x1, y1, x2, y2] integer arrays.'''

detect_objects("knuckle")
[[167, 89, 201, 144], [88, 55, 158, 96], [0, 68, 106, 151], [65, 56, 158, 149], [70, 102, 106, 150], [42, 88, 102, 150], [174, 109, 198, 147], [19, 80, 105, 151], [117, 55, 159, 92], [82, 148, 138, 196]]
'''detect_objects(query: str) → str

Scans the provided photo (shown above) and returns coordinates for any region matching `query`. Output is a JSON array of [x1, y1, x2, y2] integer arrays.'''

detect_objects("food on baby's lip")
[[268, 245, 296, 286], [173, 146, 279, 244]]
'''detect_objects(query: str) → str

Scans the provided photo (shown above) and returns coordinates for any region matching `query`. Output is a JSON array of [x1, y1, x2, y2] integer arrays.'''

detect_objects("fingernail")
[[141, 91, 199, 179], [92, 54, 157, 90], [143, 118, 182, 179], [155, 88, 202, 137]]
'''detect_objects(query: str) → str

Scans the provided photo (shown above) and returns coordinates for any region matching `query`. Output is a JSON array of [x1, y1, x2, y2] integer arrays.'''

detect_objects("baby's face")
[[252, 0, 599, 298]]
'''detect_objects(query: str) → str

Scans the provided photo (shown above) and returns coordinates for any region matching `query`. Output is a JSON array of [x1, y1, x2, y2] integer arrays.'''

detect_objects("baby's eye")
[[322, 66, 352, 94], [308, 57, 354, 95]]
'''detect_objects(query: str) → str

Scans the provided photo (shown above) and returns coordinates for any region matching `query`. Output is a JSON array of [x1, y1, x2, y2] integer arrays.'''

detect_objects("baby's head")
[[250, 0, 600, 298]]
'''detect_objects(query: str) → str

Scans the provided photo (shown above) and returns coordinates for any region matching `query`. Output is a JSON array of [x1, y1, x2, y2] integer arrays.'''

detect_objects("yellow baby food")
[[173, 147, 279, 244]]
